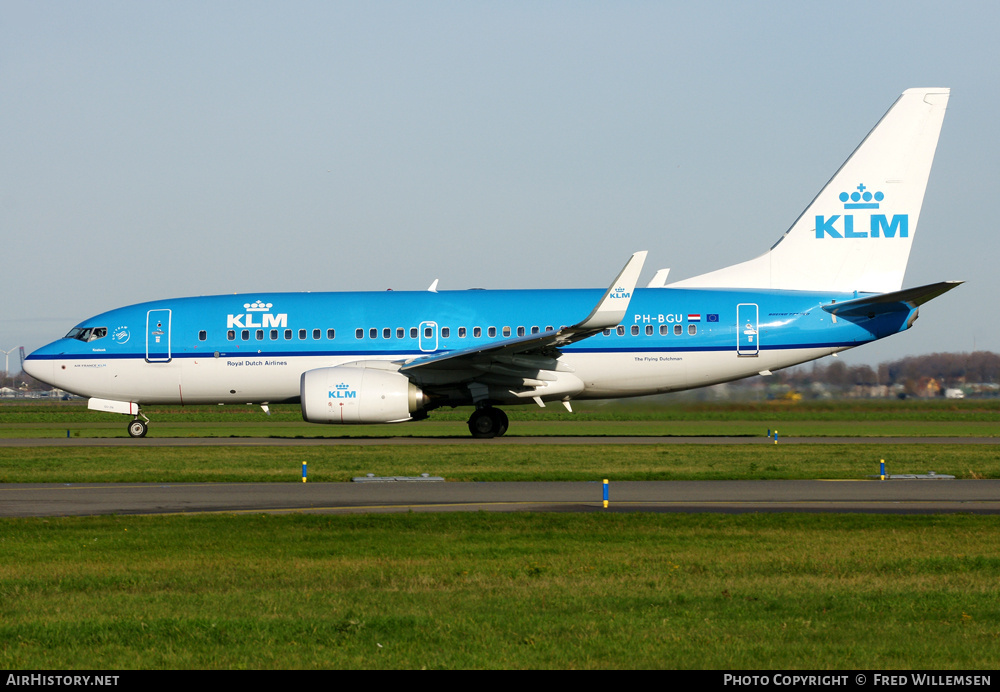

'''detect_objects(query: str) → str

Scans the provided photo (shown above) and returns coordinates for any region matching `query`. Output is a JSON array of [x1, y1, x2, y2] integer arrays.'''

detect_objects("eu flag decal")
[[707, 314, 719, 323]]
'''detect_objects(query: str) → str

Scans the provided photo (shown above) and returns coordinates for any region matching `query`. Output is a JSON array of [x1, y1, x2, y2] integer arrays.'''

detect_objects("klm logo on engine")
[[815, 184, 908, 239], [328, 383, 357, 399], [227, 300, 288, 329]]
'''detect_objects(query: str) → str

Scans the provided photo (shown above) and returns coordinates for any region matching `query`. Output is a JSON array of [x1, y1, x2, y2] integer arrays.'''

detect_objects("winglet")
[[646, 268, 671, 288], [577, 251, 647, 330]]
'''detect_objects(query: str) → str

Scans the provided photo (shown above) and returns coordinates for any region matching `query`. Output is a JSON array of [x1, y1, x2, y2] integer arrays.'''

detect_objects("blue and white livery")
[[24, 88, 959, 438]]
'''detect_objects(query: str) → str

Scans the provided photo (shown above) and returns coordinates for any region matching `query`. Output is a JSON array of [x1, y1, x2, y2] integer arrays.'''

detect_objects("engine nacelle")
[[300, 366, 426, 424]]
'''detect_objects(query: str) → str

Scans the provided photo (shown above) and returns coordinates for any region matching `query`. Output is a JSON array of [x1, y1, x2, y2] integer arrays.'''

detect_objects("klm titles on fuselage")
[[226, 301, 288, 330], [815, 184, 908, 239]]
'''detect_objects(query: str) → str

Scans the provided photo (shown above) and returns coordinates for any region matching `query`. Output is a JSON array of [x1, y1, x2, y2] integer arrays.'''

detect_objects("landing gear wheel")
[[468, 407, 508, 439], [468, 408, 509, 438], [127, 419, 148, 438], [491, 408, 509, 437]]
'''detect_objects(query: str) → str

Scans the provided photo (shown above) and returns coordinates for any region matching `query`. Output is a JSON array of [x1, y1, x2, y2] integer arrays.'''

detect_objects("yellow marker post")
[[774, 429, 778, 444], [603, 479, 609, 509], [880, 459, 886, 481], [302, 461, 307, 483]]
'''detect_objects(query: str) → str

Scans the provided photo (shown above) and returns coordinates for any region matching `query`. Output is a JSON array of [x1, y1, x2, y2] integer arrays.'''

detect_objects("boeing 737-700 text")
[[25, 88, 959, 438]]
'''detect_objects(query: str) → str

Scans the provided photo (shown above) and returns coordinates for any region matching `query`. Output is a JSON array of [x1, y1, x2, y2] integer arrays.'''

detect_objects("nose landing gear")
[[127, 412, 150, 438]]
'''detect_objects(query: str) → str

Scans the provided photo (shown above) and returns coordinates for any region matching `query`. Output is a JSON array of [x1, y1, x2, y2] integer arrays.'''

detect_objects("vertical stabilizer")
[[669, 88, 950, 293]]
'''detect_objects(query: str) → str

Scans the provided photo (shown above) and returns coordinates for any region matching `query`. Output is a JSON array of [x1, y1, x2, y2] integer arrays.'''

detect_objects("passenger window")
[[531, 326, 539, 335], [516, 326, 525, 337], [383, 328, 391, 339], [397, 328, 405, 339], [270, 329, 278, 340], [689, 324, 697, 335], [603, 329, 610, 336], [299, 329, 307, 340], [458, 327, 466, 338], [256, 329, 264, 340], [488, 327, 496, 338], [199, 331, 207, 341], [356, 328, 364, 339], [441, 327, 450, 338], [241, 330, 250, 341], [227, 330, 235, 341], [660, 325, 668, 335], [631, 325, 639, 336], [674, 324, 682, 336], [616, 326, 625, 336], [474, 327, 482, 338], [502, 327, 511, 337], [410, 327, 418, 339], [284, 329, 292, 340], [424, 326, 432, 338], [327, 329, 336, 340], [646, 325, 653, 336], [313, 329, 321, 340], [370, 328, 378, 339]]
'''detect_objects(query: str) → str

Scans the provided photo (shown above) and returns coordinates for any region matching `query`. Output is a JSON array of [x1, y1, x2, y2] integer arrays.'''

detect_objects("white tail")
[[670, 88, 950, 294]]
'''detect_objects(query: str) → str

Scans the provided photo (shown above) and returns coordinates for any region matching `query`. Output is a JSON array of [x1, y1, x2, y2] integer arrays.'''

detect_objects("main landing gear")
[[467, 407, 509, 439]]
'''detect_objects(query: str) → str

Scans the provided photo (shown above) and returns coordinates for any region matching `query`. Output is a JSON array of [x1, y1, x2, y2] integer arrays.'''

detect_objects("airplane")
[[24, 87, 958, 439]]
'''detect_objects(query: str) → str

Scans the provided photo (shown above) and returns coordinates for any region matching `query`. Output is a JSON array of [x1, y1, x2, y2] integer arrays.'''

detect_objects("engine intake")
[[300, 366, 426, 424]]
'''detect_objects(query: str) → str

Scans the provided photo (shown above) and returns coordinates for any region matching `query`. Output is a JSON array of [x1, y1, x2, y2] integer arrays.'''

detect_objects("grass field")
[[2, 444, 1000, 483], [1, 399, 998, 669], [2, 513, 998, 669]]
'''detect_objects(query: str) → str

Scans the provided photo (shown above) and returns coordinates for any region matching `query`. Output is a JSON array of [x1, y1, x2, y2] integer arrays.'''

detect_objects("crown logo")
[[335, 383, 350, 390], [244, 300, 273, 312], [839, 184, 883, 210]]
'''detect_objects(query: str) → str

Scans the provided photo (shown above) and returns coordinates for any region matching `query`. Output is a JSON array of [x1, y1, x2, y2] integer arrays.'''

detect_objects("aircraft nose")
[[22, 351, 54, 387]]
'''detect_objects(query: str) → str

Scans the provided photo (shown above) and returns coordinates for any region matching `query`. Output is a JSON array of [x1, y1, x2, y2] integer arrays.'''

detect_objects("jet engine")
[[300, 365, 426, 424]]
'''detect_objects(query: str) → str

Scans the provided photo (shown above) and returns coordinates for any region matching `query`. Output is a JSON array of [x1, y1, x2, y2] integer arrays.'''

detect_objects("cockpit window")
[[65, 327, 108, 342]]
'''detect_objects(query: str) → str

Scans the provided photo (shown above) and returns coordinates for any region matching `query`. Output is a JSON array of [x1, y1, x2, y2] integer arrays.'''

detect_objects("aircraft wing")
[[398, 252, 647, 389]]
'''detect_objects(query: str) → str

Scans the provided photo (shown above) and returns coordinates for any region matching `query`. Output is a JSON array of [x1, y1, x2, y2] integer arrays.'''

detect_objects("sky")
[[3, 1, 999, 371]]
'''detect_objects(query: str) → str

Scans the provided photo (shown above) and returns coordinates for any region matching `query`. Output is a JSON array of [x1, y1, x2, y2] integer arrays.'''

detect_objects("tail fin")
[[670, 88, 950, 294]]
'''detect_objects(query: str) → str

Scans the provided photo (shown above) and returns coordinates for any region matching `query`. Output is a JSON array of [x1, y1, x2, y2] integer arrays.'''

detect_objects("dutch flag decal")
[[687, 314, 701, 322]]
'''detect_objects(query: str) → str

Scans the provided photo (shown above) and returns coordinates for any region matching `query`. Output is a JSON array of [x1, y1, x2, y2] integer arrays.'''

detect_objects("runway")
[[2, 435, 999, 446], [3, 479, 999, 517], [4, 435, 997, 517]]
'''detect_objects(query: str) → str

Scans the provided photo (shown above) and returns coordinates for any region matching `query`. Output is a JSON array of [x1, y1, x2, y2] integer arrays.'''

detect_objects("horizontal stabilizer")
[[823, 281, 962, 318]]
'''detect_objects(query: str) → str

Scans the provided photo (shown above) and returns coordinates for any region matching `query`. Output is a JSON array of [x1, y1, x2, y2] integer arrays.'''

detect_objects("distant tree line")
[[774, 351, 1000, 396]]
